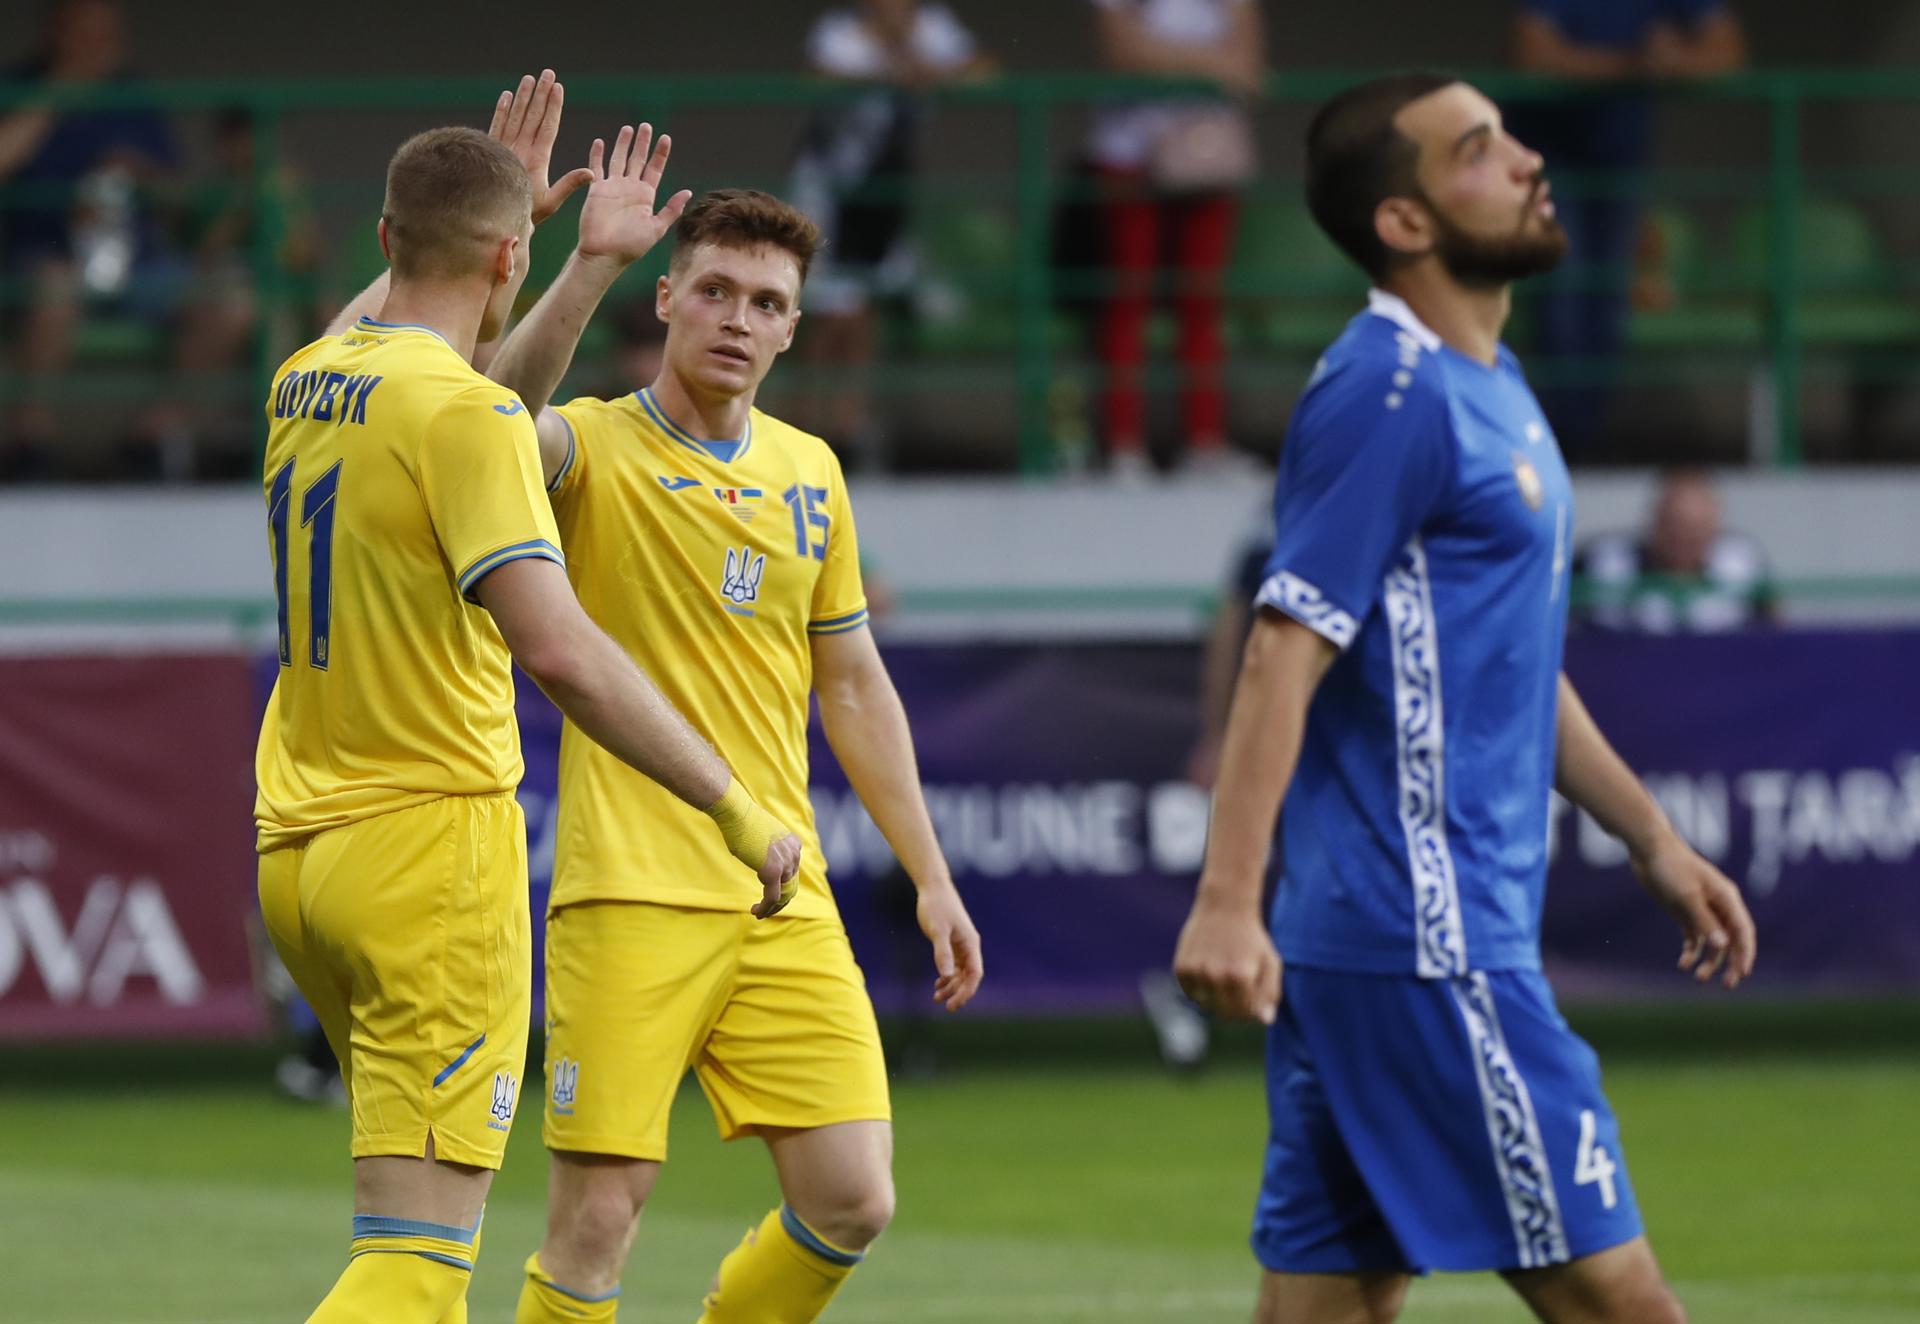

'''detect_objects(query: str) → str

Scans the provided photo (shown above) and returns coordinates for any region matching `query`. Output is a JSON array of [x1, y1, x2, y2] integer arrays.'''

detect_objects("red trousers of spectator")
[[1098, 171, 1239, 456]]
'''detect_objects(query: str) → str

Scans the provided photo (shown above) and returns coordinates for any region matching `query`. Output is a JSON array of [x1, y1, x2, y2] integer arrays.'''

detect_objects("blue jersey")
[[1258, 291, 1573, 976]]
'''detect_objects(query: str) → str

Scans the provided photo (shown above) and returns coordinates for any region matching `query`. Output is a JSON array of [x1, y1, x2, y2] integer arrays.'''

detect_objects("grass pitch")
[[2, 1009, 1917, 1323]]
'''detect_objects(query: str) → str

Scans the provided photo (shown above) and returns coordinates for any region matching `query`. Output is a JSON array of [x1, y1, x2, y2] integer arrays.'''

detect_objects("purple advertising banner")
[[0, 656, 265, 1039], [515, 631, 1920, 1016]]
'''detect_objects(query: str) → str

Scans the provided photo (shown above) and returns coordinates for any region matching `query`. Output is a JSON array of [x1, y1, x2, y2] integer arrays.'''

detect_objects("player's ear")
[[498, 235, 521, 286], [655, 274, 673, 324], [777, 308, 801, 354], [377, 217, 392, 264], [1375, 195, 1433, 262]]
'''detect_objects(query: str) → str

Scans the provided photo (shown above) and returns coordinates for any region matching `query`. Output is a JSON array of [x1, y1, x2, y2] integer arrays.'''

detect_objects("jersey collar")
[[634, 387, 753, 465], [1365, 289, 1442, 353], [353, 315, 456, 351]]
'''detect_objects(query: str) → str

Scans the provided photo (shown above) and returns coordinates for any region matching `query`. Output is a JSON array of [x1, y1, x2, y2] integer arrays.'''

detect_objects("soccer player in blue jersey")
[[1172, 74, 1757, 1324]]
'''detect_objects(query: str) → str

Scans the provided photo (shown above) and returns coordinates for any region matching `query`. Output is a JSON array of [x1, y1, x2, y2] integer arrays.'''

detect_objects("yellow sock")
[[437, 1213, 485, 1324], [516, 1250, 621, 1323], [698, 1206, 864, 1324], [307, 1215, 478, 1324]]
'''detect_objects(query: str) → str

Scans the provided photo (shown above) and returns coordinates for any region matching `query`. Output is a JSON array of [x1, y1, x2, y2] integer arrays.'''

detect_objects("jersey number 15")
[[268, 456, 343, 670]]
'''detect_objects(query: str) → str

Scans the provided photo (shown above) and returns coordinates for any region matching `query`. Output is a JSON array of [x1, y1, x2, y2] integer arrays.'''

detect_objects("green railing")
[[7, 69, 1920, 473]]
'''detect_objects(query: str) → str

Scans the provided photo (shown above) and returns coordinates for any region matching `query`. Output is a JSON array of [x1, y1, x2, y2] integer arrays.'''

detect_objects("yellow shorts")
[[258, 793, 530, 1170], [541, 901, 891, 1160]]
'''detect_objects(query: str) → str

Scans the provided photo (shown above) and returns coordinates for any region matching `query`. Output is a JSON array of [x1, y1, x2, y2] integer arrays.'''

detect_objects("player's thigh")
[[298, 793, 533, 1169], [1283, 968, 1643, 1273], [1254, 1269, 1412, 1324], [1502, 1235, 1684, 1324], [541, 901, 743, 1162], [695, 917, 890, 1141]]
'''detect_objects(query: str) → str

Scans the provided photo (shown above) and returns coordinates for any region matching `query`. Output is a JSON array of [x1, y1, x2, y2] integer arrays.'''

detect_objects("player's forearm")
[[1554, 673, 1673, 859], [0, 108, 55, 178], [324, 271, 389, 338], [1194, 616, 1330, 913], [1512, 17, 1640, 80], [534, 620, 732, 811], [487, 251, 623, 416], [819, 667, 954, 894], [1668, 16, 1748, 77]]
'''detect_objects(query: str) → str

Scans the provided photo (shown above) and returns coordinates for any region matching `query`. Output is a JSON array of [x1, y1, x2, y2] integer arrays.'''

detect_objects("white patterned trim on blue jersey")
[[1254, 571, 1359, 650], [1449, 973, 1570, 1268], [1383, 537, 1467, 978]]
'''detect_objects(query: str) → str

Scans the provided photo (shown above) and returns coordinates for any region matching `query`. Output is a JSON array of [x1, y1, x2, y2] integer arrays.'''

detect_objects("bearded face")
[[1422, 175, 1569, 288]]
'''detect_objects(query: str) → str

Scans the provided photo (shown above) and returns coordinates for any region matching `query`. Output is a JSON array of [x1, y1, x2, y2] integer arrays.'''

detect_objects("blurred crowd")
[[1, 0, 1761, 485]]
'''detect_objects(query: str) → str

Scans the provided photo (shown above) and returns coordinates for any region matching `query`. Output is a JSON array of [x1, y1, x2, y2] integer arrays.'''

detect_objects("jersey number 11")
[[268, 456, 343, 670]]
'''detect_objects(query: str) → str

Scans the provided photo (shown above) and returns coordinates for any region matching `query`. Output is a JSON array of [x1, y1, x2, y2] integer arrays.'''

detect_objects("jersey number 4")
[[1575, 1108, 1619, 1210], [268, 456, 343, 670]]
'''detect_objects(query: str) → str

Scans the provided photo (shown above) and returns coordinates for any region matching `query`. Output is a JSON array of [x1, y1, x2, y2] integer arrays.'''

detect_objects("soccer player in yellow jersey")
[[256, 77, 802, 1324], [483, 176, 986, 1322]]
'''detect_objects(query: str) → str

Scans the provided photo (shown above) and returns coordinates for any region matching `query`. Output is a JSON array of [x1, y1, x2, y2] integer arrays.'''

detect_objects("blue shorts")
[[1253, 966, 1643, 1275]]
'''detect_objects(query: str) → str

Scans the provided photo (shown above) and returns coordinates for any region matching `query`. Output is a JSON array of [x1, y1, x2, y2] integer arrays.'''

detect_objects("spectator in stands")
[[1574, 468, 1779, 632], [790, 0, 997, 469], [140, 107, 323, 479], [1508, 0, 1747, 460], [1088, 0, 1266, 480], [0, 0, 178, 481]]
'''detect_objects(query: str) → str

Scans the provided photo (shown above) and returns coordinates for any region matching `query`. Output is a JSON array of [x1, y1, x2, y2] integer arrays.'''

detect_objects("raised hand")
[[1633, 833, 1757, 989], [576, 123, 694, 268], [488, 68, 595, 226]]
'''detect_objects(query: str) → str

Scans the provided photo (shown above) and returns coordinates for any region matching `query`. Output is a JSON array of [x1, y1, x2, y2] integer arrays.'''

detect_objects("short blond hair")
[[382, 127, 532, 280]]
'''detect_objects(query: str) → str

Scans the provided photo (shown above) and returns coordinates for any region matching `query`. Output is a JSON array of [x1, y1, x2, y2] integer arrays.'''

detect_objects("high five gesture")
[[488, 68, 595, 225], [578, 122, 694, 269]]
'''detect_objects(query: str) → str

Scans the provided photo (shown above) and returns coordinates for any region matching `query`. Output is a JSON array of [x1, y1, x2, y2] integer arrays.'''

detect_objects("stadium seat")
[[912, 204, 1078, 355], [1626, 205, 1764, 351], [1228, 199, 1367, 353], [1729, 198, 1920, 346]]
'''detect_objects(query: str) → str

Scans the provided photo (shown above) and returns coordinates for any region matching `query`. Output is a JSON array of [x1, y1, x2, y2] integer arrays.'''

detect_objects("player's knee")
[[1631, 1288, 1686, 1324], [808, 1182, 895, 1251], [557, 1177, 643, 1265]]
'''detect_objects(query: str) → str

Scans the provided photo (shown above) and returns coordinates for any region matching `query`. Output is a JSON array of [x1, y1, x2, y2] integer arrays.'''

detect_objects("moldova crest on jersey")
[[712, 487, 764, 522]]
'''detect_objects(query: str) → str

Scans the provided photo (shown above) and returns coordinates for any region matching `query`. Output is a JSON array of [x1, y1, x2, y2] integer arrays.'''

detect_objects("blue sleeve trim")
[[546, 413, 578, 494], [457, 540, 565, 602], [431, 1033, 488, 1087], [353, 1214, 481, 1246], [780, 1204, 865, 1267], [807, 608, 870, 636]]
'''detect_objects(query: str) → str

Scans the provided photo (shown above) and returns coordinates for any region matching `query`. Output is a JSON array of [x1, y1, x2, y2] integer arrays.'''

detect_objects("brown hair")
[[381, 127, 532, 281], [1307, 73, 1458, 281], [669, 188, 823, 285]]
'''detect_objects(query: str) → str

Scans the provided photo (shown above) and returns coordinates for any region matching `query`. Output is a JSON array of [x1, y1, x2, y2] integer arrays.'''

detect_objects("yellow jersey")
[[547, 388, 868, 919], [254, 315, 563, 852]]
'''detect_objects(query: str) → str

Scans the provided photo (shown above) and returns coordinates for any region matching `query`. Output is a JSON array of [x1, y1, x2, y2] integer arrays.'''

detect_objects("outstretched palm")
[[577, 123, 693, 267], [488, 68, 594, 225]]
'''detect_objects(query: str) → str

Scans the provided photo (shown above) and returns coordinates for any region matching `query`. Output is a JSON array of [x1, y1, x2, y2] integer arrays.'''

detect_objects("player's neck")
[[1380, 271, 1509, 367], [373, 282, 487, 362], [647, 370, 755, 442]]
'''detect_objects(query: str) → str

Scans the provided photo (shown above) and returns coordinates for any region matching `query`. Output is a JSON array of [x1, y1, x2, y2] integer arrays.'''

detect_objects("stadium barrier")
[[8, 69, 1920, 470]]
